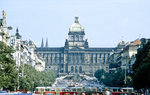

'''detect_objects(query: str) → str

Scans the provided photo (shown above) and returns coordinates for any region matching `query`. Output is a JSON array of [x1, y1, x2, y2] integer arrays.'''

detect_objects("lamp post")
[[17, 65, 22, 90], [17, 66, 20, 90], [100, 59, 105, 79], [124, 62, 126, 85], [124, 56, 129, 86], [121, 53, 128, 86]]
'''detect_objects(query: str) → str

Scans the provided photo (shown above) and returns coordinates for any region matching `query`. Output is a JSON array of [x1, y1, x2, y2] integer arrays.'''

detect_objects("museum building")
[[35, 16, 116, 76]]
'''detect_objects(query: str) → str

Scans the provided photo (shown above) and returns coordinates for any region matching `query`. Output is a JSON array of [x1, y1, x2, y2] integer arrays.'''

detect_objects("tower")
[[45, 38, 48, 47], [41, 38, 44, 48], [15, 28, 22, 39], [0, 10, 10, 44], [2, 10, 6, 27], [65, 16, 88, 49]]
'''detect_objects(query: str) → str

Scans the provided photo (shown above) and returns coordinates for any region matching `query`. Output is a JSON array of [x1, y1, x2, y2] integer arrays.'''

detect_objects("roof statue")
[[2, 10, 6, 18], [74, 16, 79, 23], [65, 39, 69, 46]]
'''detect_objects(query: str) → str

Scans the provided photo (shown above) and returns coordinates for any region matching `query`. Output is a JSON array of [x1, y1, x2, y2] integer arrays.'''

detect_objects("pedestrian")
[[81, 92, 86, 95], [105, 88, 110, 95], [141, 91, 144, 95], [120, 89, 126, 95]]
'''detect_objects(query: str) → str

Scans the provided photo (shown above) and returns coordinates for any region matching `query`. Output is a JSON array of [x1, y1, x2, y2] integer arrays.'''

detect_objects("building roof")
[[35, 47, 115, 52], [123, 39, 141, 52], [130, 39, 141, 46], [35, 47, 64, 52], [87, 48, 115, 52], [118, 40, 126, 46], [69, 16, 84, 32]]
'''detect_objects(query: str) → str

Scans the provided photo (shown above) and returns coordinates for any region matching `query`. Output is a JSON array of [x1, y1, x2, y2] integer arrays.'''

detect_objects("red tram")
[[43, 91, 56, 95], [35, 87, 134, 95], [60, 92, 77, 95]]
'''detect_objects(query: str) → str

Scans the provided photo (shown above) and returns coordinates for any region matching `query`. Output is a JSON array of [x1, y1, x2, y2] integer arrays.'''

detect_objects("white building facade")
[[0, 10, 45, 71], [10, 28, 45, 71]]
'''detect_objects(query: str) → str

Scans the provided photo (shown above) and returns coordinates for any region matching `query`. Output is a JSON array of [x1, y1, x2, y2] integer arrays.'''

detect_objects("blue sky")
[[1, 0, 150, 47]]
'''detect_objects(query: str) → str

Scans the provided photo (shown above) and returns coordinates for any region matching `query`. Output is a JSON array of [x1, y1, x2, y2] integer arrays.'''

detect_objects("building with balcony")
[[10, 28, 45, 71]]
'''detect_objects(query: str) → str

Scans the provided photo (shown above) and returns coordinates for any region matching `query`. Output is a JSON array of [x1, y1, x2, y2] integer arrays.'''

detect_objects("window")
[[75, 35, 79, 41], [71, 36, 74, 41], [75, 66, 78, 73], [80, 36, 82, 41], [79, 66, 82, 73], [71, 66, 74, 73], [106, 67, 109, 71]]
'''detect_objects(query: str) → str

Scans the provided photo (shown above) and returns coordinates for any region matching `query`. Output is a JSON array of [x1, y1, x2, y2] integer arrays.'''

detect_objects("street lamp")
[[124, 56, 130, 86], [121, 53, 128, 86], [99, 58, 105, 79], [124, 63, 126, 85], [17, 66, 22, 90]]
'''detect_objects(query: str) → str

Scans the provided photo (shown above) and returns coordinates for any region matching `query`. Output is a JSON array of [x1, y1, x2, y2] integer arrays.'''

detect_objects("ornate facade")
[[0, 10, 11, 45], [35, 16, 115, 76], [10, 28, 45, 71]]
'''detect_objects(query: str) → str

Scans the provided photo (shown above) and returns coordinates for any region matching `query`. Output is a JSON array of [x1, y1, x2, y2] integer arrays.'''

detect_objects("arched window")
[[75, 36, 77, 41], [75, 35, 79, 41], [75, 66, 78, 73], [79, 66, 82, 73], [77, 36, 79, 41], [71, 66, 74, 73], [71, 36, 74, 41], [80, 36, 82, 41], [90, 67, 93, 73]]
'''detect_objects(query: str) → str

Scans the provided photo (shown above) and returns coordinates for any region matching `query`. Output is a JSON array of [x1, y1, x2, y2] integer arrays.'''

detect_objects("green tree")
[[95, 69, 125, 87], [94, 69, 104, 82], [103, 70, 125, 87], [132, 41, 150, 90], [19, 64, 56, 91], [0, 42, 18, 91]]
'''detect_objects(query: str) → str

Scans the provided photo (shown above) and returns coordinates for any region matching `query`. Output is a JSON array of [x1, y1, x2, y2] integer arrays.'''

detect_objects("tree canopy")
[[19, 64, 56, 91], [94, 69, 126, 87], [0, 42, 56, 91], [0, 42, 18, 91], [132, 41, 150, 90]]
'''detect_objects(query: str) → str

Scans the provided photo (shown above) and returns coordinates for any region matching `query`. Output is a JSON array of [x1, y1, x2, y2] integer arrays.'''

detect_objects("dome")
[[69, 16, 84, 32]]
